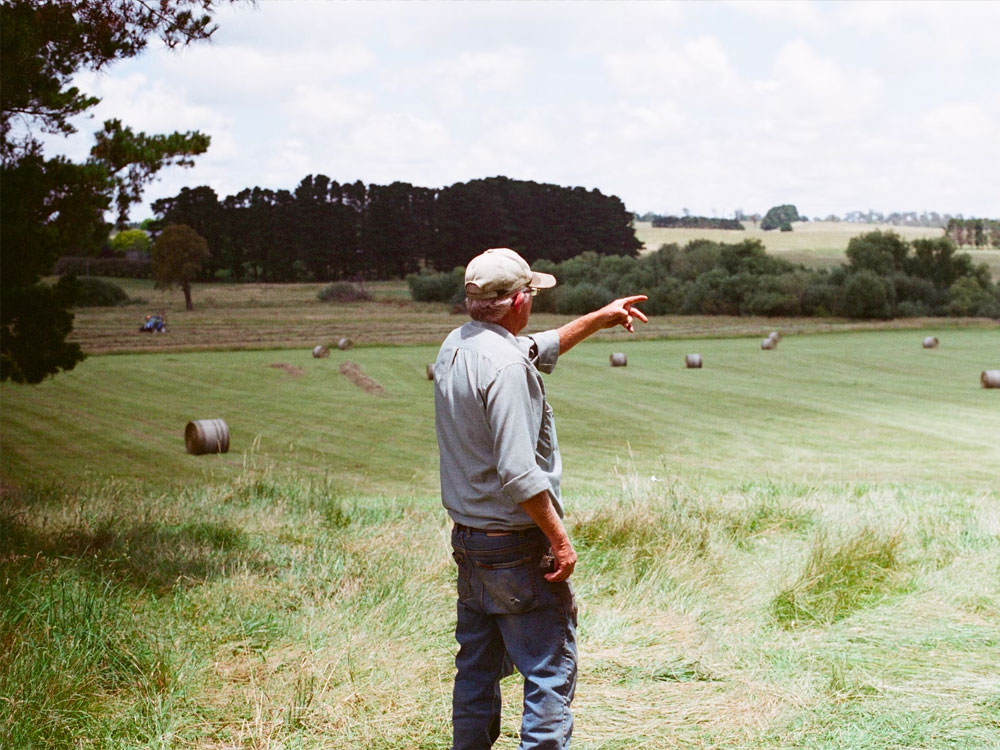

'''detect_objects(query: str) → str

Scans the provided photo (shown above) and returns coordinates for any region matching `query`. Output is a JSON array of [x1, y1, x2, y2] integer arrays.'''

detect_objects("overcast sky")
[[52, 0, 1000, 221]]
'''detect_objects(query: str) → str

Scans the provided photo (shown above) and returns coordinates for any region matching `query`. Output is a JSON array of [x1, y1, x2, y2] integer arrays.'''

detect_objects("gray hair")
[[466, 288, 528, 323]]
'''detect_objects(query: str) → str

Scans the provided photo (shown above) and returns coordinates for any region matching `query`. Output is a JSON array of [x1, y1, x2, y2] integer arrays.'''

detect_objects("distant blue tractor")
[[139, 314, 167, 333]]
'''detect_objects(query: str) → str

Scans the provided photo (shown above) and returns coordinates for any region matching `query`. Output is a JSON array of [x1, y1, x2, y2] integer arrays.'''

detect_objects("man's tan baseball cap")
[[464, 248, 557, 300]]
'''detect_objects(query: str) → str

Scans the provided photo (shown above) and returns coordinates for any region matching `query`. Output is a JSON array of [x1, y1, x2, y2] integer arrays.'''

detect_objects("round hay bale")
[[922, 336, 939, 349], [337, 337, 353, 350], [981, 370, 1000, 389], [768, 331, 781, 342], [185, 419, 230, 455], [426, 363, 435, 381], [610, 352, 627, 367], [312, 344, 330, 358], [761, 337, 777, 350], [685, 353, 703, 368]]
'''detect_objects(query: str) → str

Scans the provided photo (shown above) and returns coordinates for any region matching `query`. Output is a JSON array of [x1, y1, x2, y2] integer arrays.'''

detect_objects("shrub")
[[673, 240, 722, 281], [54, 256, 152, 279], [847, 231, 909, 276], [597, 253, 636, 282], [551, 251, 603, 287], [895, 300, 930, 318], [55, 275, 131, 307], [840, 270, 893, 319], [743, 291, 800, 316], [642, 279, 688, 316], [892, 273, 942, 312], [801, 280, 839, 317], [407, 270, 464, 303], [317, 281, 372, 303], [946, 277, 1000, 317], [718, 240, 794, 276], [681, 269, 752, 315], [555, 282, 615, 315]]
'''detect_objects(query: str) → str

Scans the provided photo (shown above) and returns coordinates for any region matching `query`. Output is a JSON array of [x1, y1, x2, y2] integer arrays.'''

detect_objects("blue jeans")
[[451, 525, 578, 750]]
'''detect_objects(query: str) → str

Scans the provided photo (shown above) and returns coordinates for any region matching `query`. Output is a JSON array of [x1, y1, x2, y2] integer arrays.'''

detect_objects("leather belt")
[[453, 523, 515, 536]]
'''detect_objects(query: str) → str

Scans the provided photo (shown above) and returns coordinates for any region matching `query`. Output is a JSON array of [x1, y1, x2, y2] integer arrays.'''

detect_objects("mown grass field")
[[633, 220, 1000, 280], [3, 329, 999, 492], [3, 312, 999, 748], [62, 277, 999, 356]]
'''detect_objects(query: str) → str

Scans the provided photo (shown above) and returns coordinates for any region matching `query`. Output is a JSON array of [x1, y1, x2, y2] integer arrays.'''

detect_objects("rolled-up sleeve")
[[485, 363, 552, 504], [525, 329, 560, 374]]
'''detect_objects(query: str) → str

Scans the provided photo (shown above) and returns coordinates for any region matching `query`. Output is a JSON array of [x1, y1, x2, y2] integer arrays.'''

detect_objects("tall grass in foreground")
[[2, 468, 999, 748], [772, 528, 907, 627]]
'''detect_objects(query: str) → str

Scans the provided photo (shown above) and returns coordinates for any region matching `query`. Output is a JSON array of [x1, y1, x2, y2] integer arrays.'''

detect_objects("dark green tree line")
[[153, 175, 642, 282]]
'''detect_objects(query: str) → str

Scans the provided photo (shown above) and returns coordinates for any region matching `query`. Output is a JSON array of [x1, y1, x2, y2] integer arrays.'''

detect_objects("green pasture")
[[3, 329, 998, 493], [3, 328, 1000, 749]]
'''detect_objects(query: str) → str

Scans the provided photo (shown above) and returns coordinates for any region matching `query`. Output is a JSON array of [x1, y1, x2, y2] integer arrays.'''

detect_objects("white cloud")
[[768, 40, 883, 123], [921, 103, 994, 142], [37, 1, 1000, 219], [725, 0, 827, 31], [287, 84, 375, 130], [81, 71, 234, 144], [144, 43, 378, 107], [604, 35, 739, 101]]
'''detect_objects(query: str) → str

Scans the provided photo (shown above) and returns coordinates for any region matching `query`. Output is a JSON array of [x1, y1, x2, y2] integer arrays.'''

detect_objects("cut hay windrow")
[[340, 361, 386, 396]]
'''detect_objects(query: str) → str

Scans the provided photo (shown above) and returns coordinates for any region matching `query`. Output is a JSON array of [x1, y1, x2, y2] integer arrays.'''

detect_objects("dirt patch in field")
[[339, 361, 386, 396], [269, 363, 305, 377]]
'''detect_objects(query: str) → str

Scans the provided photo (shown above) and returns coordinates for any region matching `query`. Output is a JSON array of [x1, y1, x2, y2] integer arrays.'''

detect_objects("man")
[[433, 247, 647, 749]]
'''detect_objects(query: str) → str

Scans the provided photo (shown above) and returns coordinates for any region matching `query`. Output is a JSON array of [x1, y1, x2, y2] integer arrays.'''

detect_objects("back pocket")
[[476, 557, 538, 615]]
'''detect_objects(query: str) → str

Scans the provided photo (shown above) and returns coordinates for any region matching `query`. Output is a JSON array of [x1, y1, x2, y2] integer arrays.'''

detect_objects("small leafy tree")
[[109, 228, 151, 256], [152, 224, 210, 311], [761, 204, 801, 231]]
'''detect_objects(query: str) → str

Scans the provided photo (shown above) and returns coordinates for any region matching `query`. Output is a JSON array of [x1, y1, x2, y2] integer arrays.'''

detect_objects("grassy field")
[[61, 277, 999, 356], [2, 323, 999, 748], [3, 329, 999, 492], [633, 220, 1000, 280]]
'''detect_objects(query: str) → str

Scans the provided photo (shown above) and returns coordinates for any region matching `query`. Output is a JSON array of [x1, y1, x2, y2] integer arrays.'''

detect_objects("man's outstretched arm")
[[556, 295, 648, 355]]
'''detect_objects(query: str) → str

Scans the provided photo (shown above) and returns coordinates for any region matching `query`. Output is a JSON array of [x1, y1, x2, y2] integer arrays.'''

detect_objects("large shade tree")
[[0, 0, 231, 383]]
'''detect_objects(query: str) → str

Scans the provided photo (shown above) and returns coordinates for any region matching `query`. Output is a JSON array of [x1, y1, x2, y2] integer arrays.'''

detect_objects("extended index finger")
[[620, 295, 648, 307]]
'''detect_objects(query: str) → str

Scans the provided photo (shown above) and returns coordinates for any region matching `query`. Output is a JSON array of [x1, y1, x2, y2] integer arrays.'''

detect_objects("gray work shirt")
[[434, 320, 562, 530]]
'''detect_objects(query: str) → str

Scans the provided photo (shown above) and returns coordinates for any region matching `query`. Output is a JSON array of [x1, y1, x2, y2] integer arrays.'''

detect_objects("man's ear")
[[512, 290, 524, 310]]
